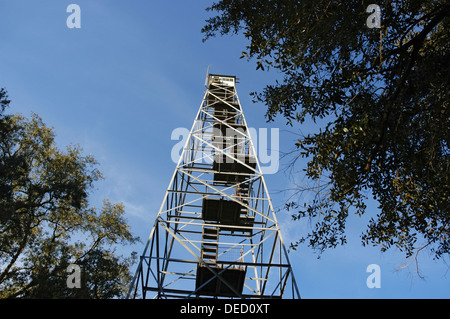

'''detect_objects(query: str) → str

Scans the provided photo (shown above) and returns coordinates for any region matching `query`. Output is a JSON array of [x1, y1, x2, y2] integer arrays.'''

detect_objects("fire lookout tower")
[[127, 74, 300, 299]]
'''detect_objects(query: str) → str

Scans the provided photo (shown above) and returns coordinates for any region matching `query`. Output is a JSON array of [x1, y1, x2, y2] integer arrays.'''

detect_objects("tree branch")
[[389, 4, 449, 56]]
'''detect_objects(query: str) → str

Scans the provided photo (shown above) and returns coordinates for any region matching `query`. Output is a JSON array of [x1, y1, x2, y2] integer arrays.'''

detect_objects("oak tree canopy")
[[202, 1, 449, 262]]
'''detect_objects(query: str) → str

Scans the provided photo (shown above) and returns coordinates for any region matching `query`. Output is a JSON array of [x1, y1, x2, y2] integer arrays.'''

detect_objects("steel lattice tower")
[[127, 74, 300, 299]]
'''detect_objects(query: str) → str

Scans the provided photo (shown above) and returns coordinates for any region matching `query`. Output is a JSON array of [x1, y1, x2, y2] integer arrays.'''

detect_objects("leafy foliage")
[[202, 1, 449, 260], [0, 89, 138, 298]]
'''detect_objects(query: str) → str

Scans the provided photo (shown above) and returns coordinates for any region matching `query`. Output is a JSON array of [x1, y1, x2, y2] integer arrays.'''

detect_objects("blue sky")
[[1, 1, 449, 298]]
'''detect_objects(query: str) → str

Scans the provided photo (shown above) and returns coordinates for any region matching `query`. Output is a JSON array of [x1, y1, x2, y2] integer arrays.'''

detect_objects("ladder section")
[[195, 78, 253, 297], [201, 225, 219, 265]]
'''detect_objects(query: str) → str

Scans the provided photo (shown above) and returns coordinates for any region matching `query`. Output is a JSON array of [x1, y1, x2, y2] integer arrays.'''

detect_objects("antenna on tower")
[[204, 65, 210, 88]]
